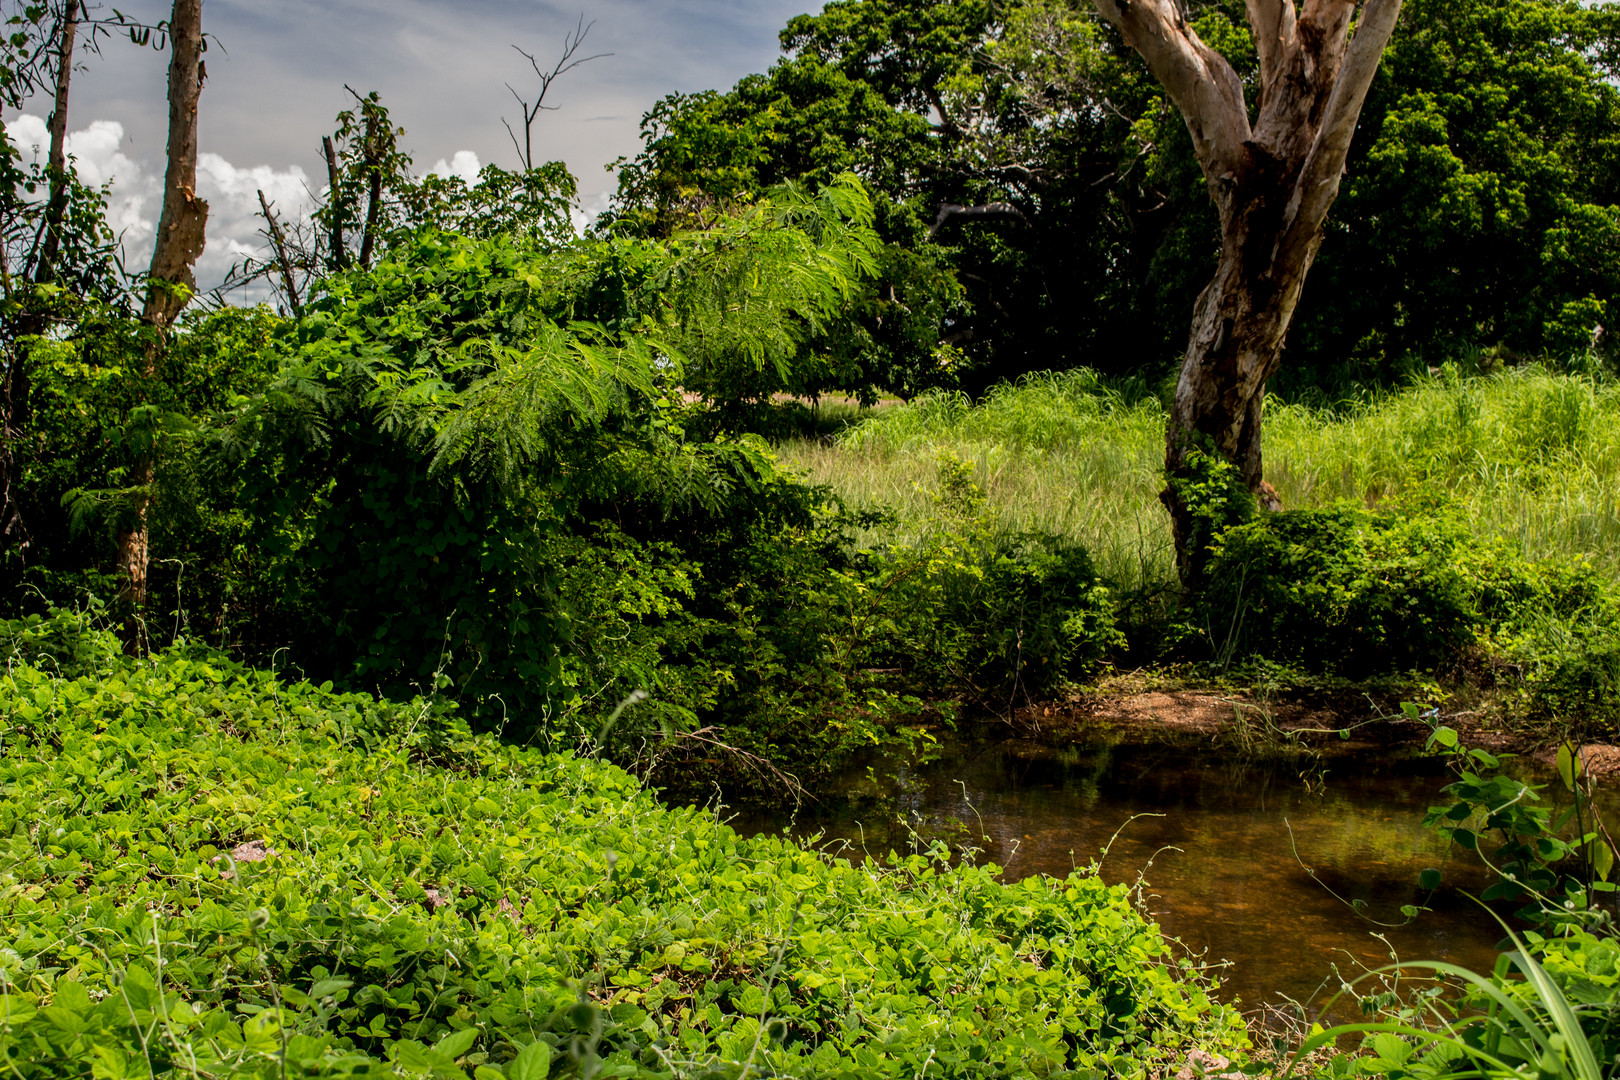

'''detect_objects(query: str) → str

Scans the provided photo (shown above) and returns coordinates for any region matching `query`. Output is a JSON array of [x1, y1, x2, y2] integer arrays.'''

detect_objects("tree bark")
[[358, 141, 381, 270], [1088, 0, 1403, 587], [35, 0, 79, 282], [115, 0, 207, 652]]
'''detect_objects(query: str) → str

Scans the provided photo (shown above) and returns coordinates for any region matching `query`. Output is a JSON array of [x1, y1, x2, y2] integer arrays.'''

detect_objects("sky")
[[8, 0, 812, 290]]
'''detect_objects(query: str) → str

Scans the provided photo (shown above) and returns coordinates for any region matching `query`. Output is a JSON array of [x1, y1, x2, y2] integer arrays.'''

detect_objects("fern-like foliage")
[[200, 177, 880, 732]]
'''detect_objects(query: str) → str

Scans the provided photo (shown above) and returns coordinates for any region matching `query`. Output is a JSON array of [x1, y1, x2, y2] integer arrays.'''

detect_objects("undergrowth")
[[780, 366, 1620, 736], [0, 610, 1246, 1078]]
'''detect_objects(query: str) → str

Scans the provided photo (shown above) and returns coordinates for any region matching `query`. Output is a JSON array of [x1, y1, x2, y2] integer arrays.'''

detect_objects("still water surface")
[[746, 732, 1546, 1013]]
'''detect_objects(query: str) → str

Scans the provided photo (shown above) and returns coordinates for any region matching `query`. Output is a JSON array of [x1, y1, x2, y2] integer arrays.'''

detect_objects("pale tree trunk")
[[115, 0, 207, 652], [1089, 0, 1403, 587]]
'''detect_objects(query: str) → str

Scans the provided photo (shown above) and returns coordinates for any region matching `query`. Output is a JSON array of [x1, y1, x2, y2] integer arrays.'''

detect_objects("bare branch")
[[1089, 0, 1251, 178], [504, 15, 612, 170], [499, 112, 526, 168], [1245, 0, 1296, 107], [927, 202, 1030, 241], [256, 189, 302, 317]]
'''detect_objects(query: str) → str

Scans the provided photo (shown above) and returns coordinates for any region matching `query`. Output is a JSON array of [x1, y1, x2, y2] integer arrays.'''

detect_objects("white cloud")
[[426, 149, 480, 183], [7, 113, 314, 296], [195, 151, 314, 287], [572, 189, 613, 235], [9, 113, 159, 258]]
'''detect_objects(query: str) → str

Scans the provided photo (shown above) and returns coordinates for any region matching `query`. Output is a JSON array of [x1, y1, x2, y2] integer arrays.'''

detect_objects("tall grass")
[[776, 367, 1620, 588]]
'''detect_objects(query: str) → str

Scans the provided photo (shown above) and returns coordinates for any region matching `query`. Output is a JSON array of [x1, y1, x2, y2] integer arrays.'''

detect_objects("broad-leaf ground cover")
[[0, 614, 1246, 1078]]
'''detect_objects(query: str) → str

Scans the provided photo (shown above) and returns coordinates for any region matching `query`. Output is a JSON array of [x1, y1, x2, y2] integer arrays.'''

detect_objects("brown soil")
[[1528, 742, 1620, 781], [1007, 680, 1620, 778], [1012, 688, 1386, 747]]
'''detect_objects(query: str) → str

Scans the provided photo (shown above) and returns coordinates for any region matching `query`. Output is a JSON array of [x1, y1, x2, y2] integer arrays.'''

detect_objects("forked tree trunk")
[[114, 0, 207, 652], [1089, 0, 1404, 587]]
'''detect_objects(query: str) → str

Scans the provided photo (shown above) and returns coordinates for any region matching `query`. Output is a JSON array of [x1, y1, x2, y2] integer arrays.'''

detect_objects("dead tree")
[[256, 188, 302, 316], [321, 134, 347, 271], [1088, 0, 1403, 585], [115, 0, 207, 650], [502, 15, 610, 171]]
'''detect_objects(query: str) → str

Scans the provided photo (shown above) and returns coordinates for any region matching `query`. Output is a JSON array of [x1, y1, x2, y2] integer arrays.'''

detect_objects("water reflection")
[[745, 733, 1534, 1014]]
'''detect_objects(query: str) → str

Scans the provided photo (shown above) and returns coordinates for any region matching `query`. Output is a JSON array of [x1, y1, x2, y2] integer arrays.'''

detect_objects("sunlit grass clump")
[[778, 367, 1620, 588]]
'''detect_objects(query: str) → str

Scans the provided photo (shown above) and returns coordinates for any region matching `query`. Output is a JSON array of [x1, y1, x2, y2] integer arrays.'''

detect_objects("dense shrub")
[[846, 455, 1122, 708], [0, 618, 1246, 1077], [1191, 501, 1620, 733], [1193, 506, 1491, 675]]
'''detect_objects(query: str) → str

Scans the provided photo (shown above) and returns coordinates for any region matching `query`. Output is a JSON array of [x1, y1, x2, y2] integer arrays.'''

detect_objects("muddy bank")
[[1003, 681, 1620, 779]]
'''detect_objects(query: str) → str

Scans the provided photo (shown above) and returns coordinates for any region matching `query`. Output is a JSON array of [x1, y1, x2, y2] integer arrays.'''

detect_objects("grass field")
[[777, 367, 1620, 589]]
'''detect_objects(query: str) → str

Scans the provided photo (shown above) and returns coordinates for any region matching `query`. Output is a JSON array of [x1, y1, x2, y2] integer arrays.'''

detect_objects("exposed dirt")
[[1016, 689, 1342, 736], [1529, 742, 1620, 780], [1010, 687, 1408, 753], [1007, 680, 1620, 779]]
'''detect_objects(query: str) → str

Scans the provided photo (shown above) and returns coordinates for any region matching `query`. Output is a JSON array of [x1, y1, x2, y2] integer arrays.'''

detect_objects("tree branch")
[[927, 202, 1029, 242], [257, 189, 302, 317], [504, 15, 612, 171], [1089, 0, 1252, 178], [1285, 0, 1403, 246], [1244, 0, 1296, 109]]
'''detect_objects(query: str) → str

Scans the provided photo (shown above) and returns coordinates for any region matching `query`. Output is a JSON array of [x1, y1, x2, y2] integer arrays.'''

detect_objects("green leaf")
[[1592, 839, 1615, 882], [509, 1039, 553, 1080], [1418, 867, 1442, 890], [1557, 741, 1578, 791], [310, 977, 353, 1000], [434, 1026, 479, 1061]]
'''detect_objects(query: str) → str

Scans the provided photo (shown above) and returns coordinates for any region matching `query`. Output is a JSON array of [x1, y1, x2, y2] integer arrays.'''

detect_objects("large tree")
[[1088, 0, 1402, 583]]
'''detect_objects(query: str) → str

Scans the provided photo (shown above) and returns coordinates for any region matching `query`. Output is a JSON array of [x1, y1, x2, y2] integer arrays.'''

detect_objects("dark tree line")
[[610, 0, 1620, 398]]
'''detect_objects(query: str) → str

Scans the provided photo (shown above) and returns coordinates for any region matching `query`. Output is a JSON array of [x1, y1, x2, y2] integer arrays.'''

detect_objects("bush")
[[0, 618, 1247, 1077], [1193, 506, 1491, 675], [851, 454, 1123, 707], [1190, 500, 1620, 735]]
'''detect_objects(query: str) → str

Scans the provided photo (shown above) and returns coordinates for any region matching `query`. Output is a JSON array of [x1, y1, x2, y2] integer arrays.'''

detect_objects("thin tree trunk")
[[35, 0, 79, 281], [358, 164, 381, 270], [357, 107, 383, 270], [115, 0, 207, 652], [2, 0, 80, 558], [322, 135, 347, 270]]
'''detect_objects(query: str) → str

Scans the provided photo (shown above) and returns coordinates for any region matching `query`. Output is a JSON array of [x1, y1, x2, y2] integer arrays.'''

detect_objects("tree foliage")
[[210, 180, 890, 740], [612, 0, 1620, 392]]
